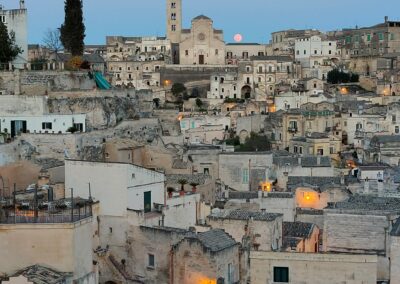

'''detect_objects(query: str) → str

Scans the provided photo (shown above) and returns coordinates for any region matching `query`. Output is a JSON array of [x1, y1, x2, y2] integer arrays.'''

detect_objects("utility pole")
[[70, 188, 74, 222]]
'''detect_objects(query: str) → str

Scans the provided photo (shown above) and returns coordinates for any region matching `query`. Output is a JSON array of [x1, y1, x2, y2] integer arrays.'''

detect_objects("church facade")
[[166, 0, 225, 65]]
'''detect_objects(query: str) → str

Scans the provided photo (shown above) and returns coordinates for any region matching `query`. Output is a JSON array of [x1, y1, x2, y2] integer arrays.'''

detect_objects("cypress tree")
[[0, 21, 22, 67], [60, 0, 85, 56]]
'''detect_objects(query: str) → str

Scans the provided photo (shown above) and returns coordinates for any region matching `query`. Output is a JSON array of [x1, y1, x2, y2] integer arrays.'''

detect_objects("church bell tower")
[[166, 0, 182, 44]]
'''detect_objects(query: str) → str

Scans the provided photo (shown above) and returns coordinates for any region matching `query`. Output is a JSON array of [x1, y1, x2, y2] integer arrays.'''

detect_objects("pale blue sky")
[[2, 0, 400, 44]]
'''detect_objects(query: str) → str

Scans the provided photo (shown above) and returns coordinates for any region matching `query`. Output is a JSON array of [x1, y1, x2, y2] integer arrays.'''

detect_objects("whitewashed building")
[[0, 114, 86, 138]]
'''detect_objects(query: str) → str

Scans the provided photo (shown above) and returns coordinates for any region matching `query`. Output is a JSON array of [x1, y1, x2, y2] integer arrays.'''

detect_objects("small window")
[[185, 50, 189, 56], [148, 254, 155, 268], [395, 126, 399, 134], [42, 122, 52, 130], [274, 267, 289, 282]]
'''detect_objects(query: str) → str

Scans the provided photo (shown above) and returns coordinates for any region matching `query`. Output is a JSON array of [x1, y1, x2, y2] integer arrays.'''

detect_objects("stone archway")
[[241, 85, 252, 99]]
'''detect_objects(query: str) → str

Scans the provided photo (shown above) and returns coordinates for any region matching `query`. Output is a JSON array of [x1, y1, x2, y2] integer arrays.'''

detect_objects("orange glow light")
[[260, 181, 272, 192], [197, 279, 217, 284], [268, 104, 276, 113]]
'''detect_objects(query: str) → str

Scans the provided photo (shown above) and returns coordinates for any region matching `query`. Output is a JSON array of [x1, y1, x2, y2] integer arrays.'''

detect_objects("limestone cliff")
[[47, 96, 140, 130]]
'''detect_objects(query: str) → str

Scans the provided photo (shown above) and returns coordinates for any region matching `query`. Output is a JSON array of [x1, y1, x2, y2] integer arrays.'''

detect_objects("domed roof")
[[192, 15, 212, 21]]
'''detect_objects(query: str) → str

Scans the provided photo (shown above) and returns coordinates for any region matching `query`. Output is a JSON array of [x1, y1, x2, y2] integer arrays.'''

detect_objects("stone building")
[[0, 1, 28, 68], [333, 17, 400, 58], [250, 251, 377, 284], [171, 229, 240, 284], [208, 209, 283, 252], [289, 132, 342, 160], [294, 35, 339, 79], [270, 29, 322, 56], [225, 43, 268, 64], [218, 152, 274, 192], [0, 200, 96, 283], [179, 16, 225, 65], [282, 221, 320, 252], [266, 102, 337, 149], [106, 36, 171, 63], [323, 195, 400, 282]]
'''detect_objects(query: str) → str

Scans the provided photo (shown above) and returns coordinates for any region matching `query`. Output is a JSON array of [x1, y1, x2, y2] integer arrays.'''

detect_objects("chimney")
[[385, 16, 389, 23], [20, 0, 25, 9]]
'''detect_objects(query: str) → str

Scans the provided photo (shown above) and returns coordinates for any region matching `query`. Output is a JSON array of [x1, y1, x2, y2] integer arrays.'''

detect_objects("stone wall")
[[172, 238, 240, 284], [250, 251, 377, 284], [127, 226, 188, 284], [0, 70, 95, 96]]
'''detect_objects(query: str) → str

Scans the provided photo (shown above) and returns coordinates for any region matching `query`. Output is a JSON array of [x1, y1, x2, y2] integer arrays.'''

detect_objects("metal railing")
[[0, 203, 92, 224]]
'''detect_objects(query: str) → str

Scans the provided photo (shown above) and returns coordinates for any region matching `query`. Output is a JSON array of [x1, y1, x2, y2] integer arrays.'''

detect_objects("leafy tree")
[[60, 0, 85, 56], [43, 28, 63, 56], [350, 73, 359, 83], [171, 83, 186, 96], [236, 132, 271, 152], [327, 69, 359, 84], [0, 21, 22, 68], [195, 98, 203, 108], [65, 56, 83, 70]]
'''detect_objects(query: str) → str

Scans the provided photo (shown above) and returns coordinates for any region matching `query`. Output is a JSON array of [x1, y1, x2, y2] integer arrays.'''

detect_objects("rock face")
[[47, 96, 140, 130]]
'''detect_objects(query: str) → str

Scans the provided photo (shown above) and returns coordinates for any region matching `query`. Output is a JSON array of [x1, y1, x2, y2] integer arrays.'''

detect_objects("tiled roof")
[[196, 229, 237, 252], [7, 265, 71, 284], [371, 135, 400, 144], [326, 195, 400, 212], [283, 222, 314, 238], [267, 192, 294, 198], [209, 209, 282, 221], [287, 176, 342, 189], [229, 191, 258, 199], [273, 156, 331, 167]]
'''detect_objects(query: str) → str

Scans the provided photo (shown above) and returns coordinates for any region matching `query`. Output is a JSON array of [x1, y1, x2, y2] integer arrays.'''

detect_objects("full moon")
[[234, 34, 243, 43]]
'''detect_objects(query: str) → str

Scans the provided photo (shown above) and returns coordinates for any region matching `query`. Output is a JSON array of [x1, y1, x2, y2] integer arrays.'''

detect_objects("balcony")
[[0, 199, 93, 224], [288, 127, 298, 133]]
